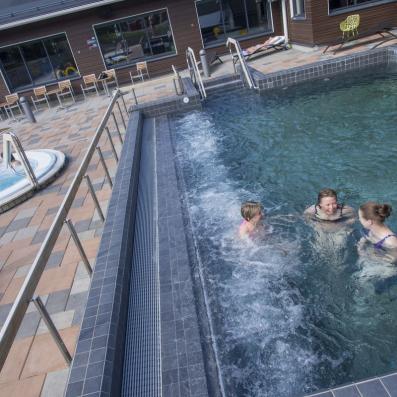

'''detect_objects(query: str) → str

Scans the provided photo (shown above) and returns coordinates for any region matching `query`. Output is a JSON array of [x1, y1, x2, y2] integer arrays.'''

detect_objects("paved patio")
[[0, 35, 396, 397]]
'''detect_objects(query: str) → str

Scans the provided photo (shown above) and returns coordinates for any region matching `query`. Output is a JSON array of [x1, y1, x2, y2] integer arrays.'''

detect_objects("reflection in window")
[[329, 0, 389, 11], [94, 9, 176, 68], [0, 33, 77, 91], [290, 0, 305, 17], [196, 0, 272, 46]]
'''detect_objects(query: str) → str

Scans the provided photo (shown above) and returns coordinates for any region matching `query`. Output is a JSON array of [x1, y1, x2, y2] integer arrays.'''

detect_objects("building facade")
[[0, 0, 396, 98]]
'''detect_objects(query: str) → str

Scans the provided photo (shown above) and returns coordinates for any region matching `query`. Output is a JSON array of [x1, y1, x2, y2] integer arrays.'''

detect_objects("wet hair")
[[359, 201, 392, 223], [317, 188, 337, 206], [241, 201, 263, 221]]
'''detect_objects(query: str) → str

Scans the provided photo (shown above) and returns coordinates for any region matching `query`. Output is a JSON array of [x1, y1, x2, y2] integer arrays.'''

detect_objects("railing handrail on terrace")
[[0, 89, 128, 371], [226, 37, 257, 90], [186, 47, 207, 99]]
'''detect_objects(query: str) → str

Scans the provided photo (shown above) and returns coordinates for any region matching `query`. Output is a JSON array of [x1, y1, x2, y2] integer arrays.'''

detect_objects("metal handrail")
[[1, 131, 39, 189], [186, 47, 207, 99], [0, 89, 128, 371], [226, 37, 257, 90]]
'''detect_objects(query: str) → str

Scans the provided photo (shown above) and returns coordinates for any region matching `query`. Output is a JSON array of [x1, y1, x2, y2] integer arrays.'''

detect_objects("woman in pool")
[[304, 188, 355, 223], [239, 201, 264, 238], [358, 202, 397, 250]]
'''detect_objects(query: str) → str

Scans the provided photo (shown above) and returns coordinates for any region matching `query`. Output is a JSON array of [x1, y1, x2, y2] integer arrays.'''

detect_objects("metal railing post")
[[32, 296, 72, 365], [64, 219, 92, 276], [84, 174, 105, 222], [116, 101, 127, 130], [112, 112, 123, 144], [131, 87, 138, 106], [120, 93, 129, 115], [105, 127, 118, 162], [96, 146, 113, 188]]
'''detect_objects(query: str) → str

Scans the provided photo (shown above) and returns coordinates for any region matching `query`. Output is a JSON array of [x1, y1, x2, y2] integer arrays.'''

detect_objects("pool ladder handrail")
[[1, 130, 39, 189], [186, 47, 207, 99], [226, 37, 257, 90]]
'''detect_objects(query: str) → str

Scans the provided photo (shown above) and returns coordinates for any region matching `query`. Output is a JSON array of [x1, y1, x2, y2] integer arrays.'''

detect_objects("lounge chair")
[[240, 36, 287, 61], [31, 86, 51, 111]]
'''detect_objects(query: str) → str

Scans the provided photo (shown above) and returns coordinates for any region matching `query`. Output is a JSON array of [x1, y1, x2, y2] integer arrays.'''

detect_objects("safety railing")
[[226, 37, 257, 90], [0, 89, 129, 370], [186, 47, 207, 99]]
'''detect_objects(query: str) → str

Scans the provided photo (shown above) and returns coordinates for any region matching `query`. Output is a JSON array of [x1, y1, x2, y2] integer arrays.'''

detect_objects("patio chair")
[[130, 61, 150, 83], [240, 36, 287, 61], [5, 93, 23, 119], [340, 14, 360, 41], [97, 69, 118, 96], [80, 74, 99, 100], [56, 80, 75, 107], [31, 86, 50, 111]]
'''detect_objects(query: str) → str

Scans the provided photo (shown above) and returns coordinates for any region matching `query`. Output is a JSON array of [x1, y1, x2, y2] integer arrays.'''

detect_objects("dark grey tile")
[[6, 217, 30, 232], [381, 373, 397, 397], [333, 386, 361, 397], [46, 289, 69, 314], [357, 379, 389, 397], [46, 251, 64, 268]]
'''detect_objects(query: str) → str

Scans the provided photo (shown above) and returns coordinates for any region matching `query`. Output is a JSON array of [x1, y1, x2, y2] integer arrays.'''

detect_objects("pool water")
[[0, 160, 38, 190], [173, 65, 397, 396]]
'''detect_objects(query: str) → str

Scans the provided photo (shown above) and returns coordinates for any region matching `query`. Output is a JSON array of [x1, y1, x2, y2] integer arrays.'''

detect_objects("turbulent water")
[[173, 65, 397, 396]]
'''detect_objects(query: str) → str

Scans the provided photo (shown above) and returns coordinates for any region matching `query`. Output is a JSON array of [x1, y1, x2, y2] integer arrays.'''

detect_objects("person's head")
[[317, 188, 338, 216], [359, 201, 392, 228], [241, 201, 264, 223]]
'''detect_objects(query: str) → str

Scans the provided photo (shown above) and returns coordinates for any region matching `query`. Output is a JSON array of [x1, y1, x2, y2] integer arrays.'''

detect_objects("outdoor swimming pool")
[[173, 65, 397, 396]]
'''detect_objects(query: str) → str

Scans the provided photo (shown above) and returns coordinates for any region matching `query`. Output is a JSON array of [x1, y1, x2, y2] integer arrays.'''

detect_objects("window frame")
[[328, 0, 397, 16], [194, 0, 274, 49], [289, 0, 306, 20], [0, 32, 79, 93], [92, 7, 178, 70]]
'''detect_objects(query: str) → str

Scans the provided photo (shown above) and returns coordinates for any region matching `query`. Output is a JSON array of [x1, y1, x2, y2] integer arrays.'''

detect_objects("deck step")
[[205, 79, 244, 95]]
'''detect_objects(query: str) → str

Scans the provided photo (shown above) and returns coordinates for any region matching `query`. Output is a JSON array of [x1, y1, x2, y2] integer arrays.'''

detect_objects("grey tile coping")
[[65, 111, 143, 397], [129, 77, 201, 117], [253, 46, 397, 91]]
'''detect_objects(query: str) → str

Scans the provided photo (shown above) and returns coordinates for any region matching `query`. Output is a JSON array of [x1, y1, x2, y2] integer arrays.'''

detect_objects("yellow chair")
[[340, 14, 360, 41]]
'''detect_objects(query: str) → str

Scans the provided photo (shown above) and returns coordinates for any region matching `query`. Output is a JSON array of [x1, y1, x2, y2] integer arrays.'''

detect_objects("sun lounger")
[[240, 36, 287, 61]]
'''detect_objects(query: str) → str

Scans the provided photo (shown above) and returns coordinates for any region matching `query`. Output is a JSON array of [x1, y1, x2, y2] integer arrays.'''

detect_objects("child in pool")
[[239, 201, 264, 238], [358, 202, 397, 263]]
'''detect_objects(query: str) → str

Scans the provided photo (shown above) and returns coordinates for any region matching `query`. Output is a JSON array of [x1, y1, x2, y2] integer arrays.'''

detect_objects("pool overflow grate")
[[121, 117, 161, 397]]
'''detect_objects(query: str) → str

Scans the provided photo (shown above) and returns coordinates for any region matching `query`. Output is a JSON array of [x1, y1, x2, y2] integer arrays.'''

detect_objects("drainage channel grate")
[[122, 117, 161, 397]]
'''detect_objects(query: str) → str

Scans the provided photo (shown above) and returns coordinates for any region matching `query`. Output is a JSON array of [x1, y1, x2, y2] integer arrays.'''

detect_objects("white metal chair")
[[80, 74, 99, 100], [56, 80, 75, 107], [97, 69, 118, 96], [129, 61, 150, 83], [31, 86, 51, 111]]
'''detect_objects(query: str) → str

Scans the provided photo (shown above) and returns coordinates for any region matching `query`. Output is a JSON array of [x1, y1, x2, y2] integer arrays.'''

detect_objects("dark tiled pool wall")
[[65, 112, 143, 397], [130, 77, 202, 117], [254, 46, 396, 91], [156, 115, 221, 397], [166, 116, 224, 397]]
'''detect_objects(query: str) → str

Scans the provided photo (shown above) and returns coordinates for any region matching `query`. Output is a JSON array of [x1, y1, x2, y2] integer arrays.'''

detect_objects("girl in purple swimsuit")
[[358, 202, 397, 252]]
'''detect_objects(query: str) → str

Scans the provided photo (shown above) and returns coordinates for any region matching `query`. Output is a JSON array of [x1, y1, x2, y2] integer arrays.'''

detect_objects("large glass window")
[[196, 0, 272, 46], [290, 0, 305, 18], [0, 33, 77, 92], [329, 0, 394, 12], [94, 9, 176, 68]]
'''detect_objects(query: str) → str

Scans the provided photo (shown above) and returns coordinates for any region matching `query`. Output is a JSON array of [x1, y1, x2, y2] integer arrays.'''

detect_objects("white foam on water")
[[174, 112, 320, 396]]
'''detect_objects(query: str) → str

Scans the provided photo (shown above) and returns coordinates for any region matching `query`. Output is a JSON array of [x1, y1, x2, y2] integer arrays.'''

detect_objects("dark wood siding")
[[0, 0, 284, 98], [287, 0, 315, 45], [311, 1, 397, 45]]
